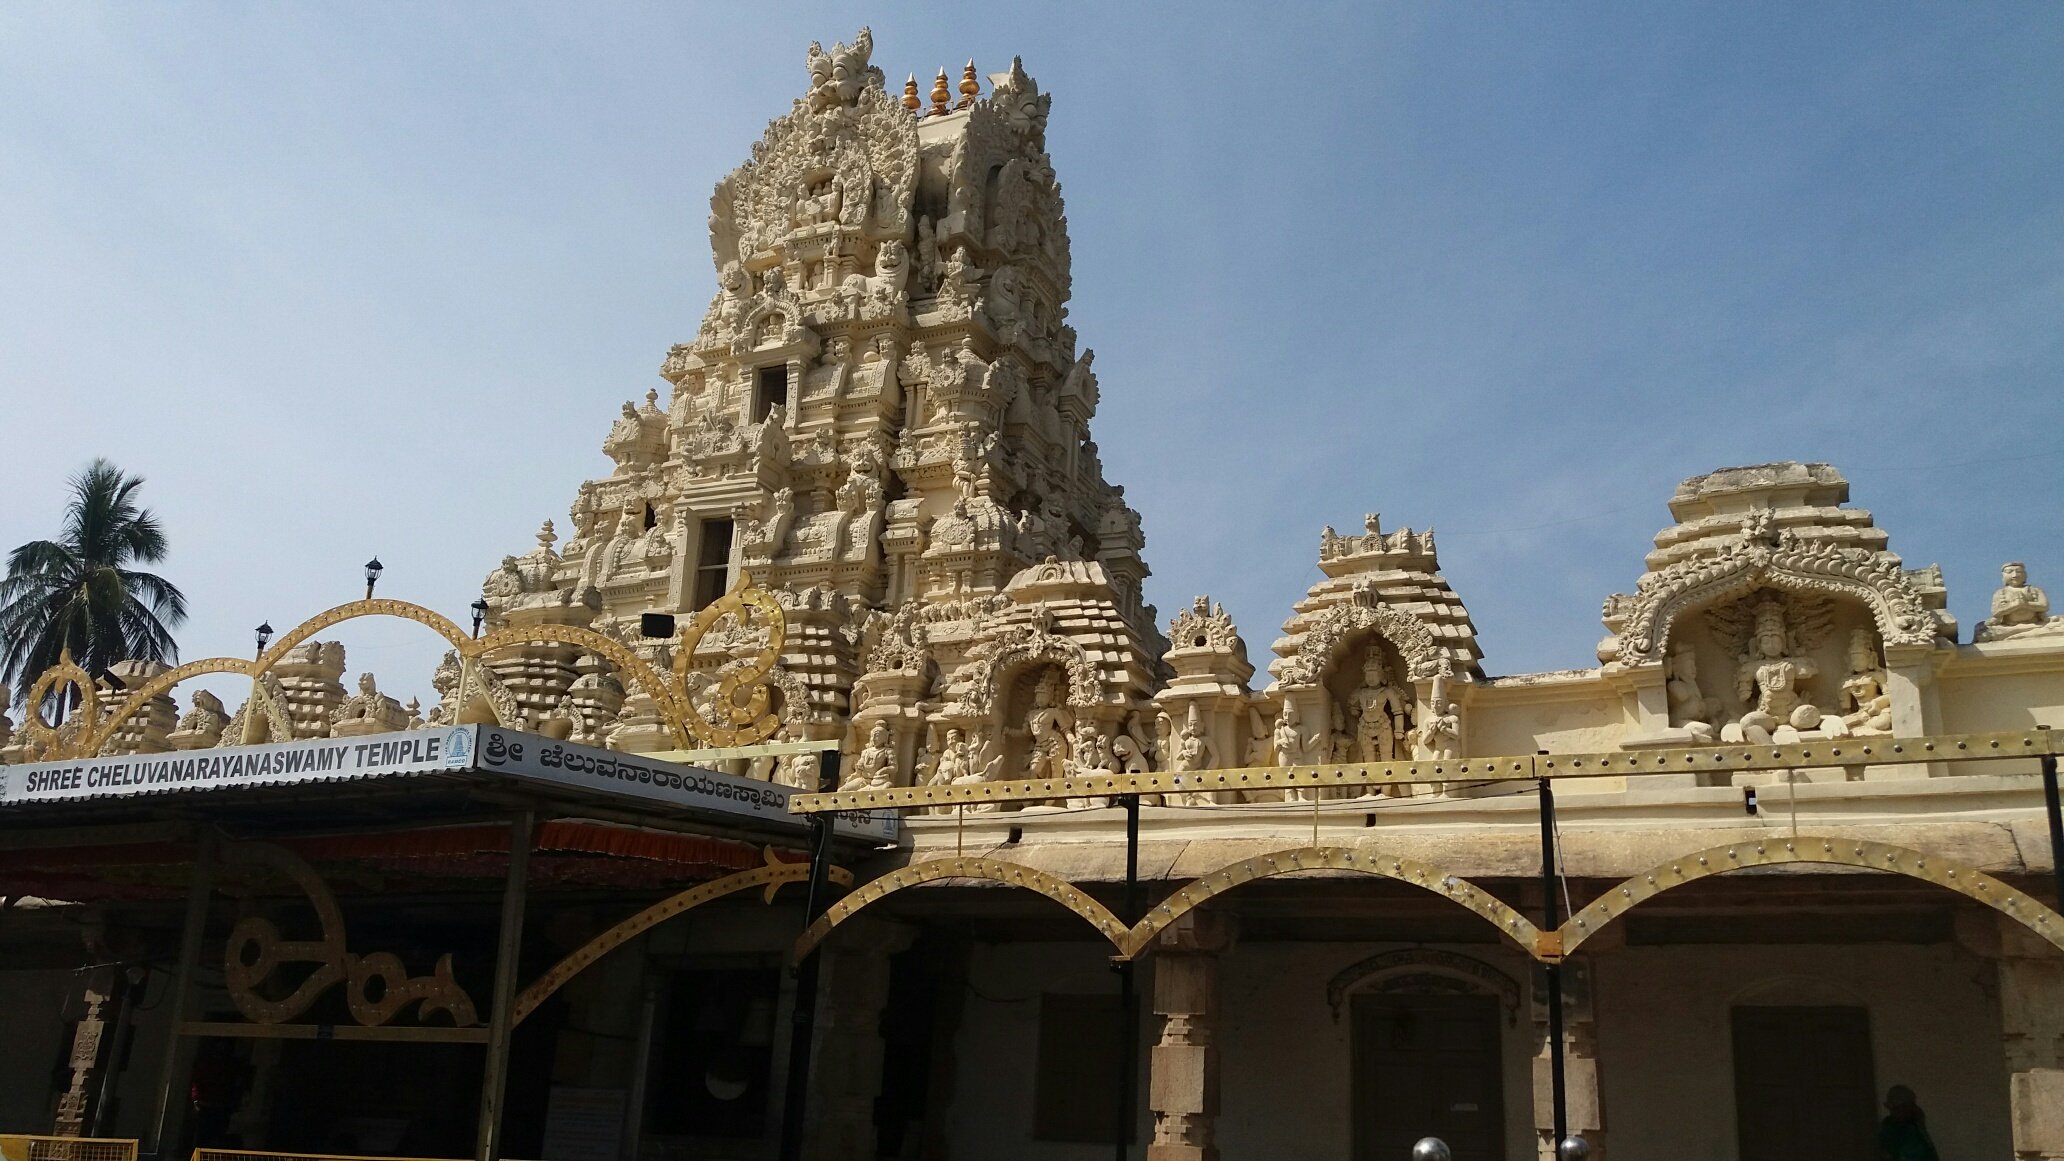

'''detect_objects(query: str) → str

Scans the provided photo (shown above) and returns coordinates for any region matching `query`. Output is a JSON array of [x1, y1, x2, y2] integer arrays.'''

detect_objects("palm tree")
[[0, 459, 187, 711]]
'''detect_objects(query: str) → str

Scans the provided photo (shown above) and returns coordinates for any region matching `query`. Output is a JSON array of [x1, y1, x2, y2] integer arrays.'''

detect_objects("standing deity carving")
[[1024, 672, 1072, 781], [1412, 668, 1460, 762], [1168, 705, 1217, 806], [1351, 653, 1413, 763]]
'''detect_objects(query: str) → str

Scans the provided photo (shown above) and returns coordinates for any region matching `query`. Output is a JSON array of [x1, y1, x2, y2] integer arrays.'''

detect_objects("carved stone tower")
[[478, 33, 1165, 790]]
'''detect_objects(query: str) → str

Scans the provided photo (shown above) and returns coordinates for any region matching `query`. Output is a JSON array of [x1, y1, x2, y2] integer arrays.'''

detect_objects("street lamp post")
[[363, 557, 384, 600], [254, 621, 273, 659], [471, 598, 489, 639]]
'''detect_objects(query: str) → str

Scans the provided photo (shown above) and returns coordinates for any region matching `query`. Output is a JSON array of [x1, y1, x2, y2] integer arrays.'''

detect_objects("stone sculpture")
[[840, 721, 896, 792], [1351, 653, 1412, 763], [1838, 629, 1894, 735], [1976, 562, 2062, 642], [330, 673, 409, 738], [169, 690, 228, 751]]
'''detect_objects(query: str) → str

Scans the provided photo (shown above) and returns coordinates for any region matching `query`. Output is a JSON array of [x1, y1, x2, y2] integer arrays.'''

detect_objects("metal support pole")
[[1111, 794, 1143, 1159], [146, 828, 215, 1161], [475, 810, 535, 1161], [2043, 755, 2064, 912], [777, 749, 841, 1161], [1538, 780, 1568, 1150], [620, 971, 661, 1160]]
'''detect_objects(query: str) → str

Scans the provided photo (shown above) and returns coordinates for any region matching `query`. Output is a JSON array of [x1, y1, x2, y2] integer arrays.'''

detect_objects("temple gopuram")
[[4, 29, 2063, 1161]]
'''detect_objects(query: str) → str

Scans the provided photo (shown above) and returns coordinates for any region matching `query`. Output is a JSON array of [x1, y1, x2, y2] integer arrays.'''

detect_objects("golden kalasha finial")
[[903, 73, 921, 112], [929, 68, 951, 116], [955, 59, 980, 108]]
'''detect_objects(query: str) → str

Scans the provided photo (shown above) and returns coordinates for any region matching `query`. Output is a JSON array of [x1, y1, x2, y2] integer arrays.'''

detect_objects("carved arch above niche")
[[1278, 587, 1447, 687], [959, 624, 1101, 713], [1601, 533, 1943, 666]]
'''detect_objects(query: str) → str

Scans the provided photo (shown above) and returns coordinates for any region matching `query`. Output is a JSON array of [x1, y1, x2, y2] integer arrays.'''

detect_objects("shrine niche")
[[1658, 588, 1884, 746], [1600, 464, 1958, 768]]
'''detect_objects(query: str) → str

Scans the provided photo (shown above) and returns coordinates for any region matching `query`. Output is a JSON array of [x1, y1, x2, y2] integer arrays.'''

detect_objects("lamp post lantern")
[[254, 621, 273, 659], [363, 557, 384, 600], [471, 598, 489, 640]]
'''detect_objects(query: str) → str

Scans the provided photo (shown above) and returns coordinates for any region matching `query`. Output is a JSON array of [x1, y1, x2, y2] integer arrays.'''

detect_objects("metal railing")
[[0, 1138, 138, 1161]]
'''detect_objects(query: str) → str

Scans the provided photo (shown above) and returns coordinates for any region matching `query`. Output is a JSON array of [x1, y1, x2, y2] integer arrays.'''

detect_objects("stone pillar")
[[1532, 956, 1606, 1160], [1999, 928, 2064, 1160], [53, 966, 124, 1136], [1148, 913, 1235, 1161], [804, 918, 911, 1161], [1880, 643, 1946, 779]]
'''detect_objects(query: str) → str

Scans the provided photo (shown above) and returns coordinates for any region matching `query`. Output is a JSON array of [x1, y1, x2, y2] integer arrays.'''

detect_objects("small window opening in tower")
[[693, 518, 735, 611], [754, 365, 789, 422], [643, 503, 657, 530]]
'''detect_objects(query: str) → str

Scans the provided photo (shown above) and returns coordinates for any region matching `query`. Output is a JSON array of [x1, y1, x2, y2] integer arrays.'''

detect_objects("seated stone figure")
[[1665, 645, 1721, 743], [1721, 598, 1845, 744], [840, 721, 897, 792], [1975, 562, 2063, 642], [1838, 630, 1895, 735]]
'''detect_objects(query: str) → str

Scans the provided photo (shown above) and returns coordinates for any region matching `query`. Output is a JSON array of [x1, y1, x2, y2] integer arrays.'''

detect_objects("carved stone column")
[[804, 918, 911, 1161], [1148, 912, 1235, 1161], [53, 967, 121, 1135], [1999, 928, 2064, 1160], [1532, 956, 1606, 1160]]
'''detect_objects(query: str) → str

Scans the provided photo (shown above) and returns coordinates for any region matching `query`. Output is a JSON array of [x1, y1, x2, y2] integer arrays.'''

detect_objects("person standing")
[[1878, 1085, 1939, 1161]]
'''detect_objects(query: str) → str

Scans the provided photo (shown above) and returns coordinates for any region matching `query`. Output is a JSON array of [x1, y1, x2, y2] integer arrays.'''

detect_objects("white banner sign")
[[0, 731, 463, 805], [0, 725, 898, 842]]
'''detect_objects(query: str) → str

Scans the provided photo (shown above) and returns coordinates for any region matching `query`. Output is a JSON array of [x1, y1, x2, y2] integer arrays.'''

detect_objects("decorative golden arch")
[[13, 650, 99, 758], [793, 857, 1131, 960], [791, 847, 1535, 962], [17, 573, 788, 760], [1558, 837, 2064, 957], [514, 848, 851, 1025], [1122, 846, 1539, 958]]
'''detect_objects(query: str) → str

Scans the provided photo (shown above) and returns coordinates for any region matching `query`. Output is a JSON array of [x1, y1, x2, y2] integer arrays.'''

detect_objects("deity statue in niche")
[[1023, 671, 1071, 782], [1168, 705, 1217, 806], [1726, 596, 1828, 743], [1839, 629, 1895, 735], [780, 751, 819, 791], [840, 721, 896, 792], [1665, 644, 1720, 741], [1976, 562, 2062, 641], [1274, 698, 1330, 803], [1413, 667, 1461, 762], [1351, 651, 1413, 763], [1062, 718, 1114, 809]]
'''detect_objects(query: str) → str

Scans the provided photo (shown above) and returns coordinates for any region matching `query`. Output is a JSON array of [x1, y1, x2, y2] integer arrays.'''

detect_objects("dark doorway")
[[1352, 993, 1506, 1161], [1732, 1005, 1876, 1161], [645, 967, 781, 1148]]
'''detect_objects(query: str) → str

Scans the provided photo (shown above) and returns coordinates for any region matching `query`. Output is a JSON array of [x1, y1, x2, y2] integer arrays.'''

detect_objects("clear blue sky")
[[2, 3, 2059, 708]]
